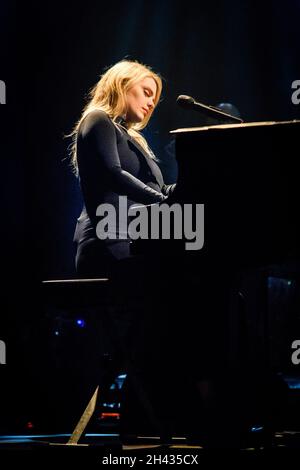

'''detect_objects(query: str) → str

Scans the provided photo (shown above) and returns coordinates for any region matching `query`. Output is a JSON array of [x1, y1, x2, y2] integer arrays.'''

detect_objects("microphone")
[[176, 94, 243, 123]]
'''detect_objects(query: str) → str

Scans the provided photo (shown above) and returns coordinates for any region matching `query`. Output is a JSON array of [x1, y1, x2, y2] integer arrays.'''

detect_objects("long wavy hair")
[[67, 59, 163, 174]]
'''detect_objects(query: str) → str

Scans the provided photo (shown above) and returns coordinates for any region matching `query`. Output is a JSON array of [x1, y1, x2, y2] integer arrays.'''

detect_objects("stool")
[[42, 278, 164, 444]]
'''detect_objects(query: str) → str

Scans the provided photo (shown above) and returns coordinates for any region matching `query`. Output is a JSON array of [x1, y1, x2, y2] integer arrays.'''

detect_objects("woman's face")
[[125, 77, 157, 124]]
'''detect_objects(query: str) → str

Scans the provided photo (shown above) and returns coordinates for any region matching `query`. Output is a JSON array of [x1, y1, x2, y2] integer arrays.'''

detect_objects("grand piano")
[[133, 119, 300, 371], [133, 120, 300, 271], [131, 120, 300, 435]]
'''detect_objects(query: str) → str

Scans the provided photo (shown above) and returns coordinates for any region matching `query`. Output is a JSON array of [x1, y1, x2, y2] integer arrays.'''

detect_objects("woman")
[[68, 59, 178, 438], [69, 59, 176, 278]]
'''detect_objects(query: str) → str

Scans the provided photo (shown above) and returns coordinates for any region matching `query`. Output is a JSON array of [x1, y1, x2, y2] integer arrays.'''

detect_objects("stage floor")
[[0, 430, 299, 465]]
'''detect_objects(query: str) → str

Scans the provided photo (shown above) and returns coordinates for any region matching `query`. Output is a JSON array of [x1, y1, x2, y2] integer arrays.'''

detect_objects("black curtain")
[[1, 0, 299, 433]]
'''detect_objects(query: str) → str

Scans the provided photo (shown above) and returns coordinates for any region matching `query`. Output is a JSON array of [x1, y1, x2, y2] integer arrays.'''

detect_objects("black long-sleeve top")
[[73, 110, 175, 263]]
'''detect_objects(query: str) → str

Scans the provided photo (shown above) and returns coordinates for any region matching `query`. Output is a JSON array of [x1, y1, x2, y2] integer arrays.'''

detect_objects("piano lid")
[[170, 119, 300, 134]]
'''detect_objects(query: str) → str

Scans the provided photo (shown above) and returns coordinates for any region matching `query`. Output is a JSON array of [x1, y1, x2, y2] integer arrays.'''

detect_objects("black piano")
[[129, 120, 300, 438], [133, 119, 300, 271]]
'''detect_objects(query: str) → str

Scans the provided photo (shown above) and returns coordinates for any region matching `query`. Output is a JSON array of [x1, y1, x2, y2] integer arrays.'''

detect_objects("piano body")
[[133, 120, 300, 271], [131, 119, 300, 364], [169, 120, 300, 268], [129, 121, 300, 434]]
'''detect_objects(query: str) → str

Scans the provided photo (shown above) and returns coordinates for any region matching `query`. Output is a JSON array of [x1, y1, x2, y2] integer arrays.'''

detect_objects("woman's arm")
[[78, 110, 167, 204]]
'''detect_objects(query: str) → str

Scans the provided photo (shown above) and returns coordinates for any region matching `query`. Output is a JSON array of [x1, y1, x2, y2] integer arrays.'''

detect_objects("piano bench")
[[40, 277, 163, 442]]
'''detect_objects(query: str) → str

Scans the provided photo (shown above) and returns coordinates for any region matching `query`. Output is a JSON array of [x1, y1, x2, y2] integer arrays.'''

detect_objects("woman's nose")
[[148, 98, 155, 110]]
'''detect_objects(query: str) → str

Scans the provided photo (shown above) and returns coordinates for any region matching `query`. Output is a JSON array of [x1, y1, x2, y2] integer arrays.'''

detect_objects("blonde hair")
[[67, 59, 163, 174]]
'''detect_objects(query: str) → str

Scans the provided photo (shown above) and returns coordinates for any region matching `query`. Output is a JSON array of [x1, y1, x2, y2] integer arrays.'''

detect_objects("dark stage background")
[[0, 0, 300, 434]]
